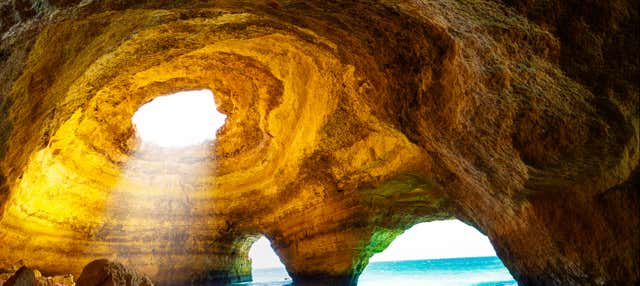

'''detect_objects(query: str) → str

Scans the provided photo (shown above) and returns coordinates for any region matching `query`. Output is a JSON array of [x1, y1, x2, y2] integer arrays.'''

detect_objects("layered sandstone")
[[0, 0, 638, 285]]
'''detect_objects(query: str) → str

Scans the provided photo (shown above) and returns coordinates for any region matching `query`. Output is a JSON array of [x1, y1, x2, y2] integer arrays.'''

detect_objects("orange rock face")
[[0, 1, 638, 285]]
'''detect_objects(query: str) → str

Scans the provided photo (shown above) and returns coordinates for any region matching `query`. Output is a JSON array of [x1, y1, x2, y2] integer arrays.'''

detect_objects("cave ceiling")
[[0, 0, 638, 285]]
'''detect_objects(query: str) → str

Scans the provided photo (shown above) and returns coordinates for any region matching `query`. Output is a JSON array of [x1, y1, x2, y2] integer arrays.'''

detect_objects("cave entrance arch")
[[358, 220, 515, 285], [248, 236, 292, 283]]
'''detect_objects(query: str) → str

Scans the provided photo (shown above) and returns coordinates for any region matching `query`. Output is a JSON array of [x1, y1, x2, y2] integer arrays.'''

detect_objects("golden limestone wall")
[[0, 1, 638, 285]]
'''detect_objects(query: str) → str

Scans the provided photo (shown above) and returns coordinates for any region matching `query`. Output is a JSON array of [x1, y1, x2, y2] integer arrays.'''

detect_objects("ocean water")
[[231, 256, 516, 286]]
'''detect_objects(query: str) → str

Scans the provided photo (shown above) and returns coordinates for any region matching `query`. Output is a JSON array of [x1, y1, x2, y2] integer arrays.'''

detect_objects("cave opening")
[[248, 236, 292, 284], [131, 89, 226, 148], [358, 220, 515, 286]]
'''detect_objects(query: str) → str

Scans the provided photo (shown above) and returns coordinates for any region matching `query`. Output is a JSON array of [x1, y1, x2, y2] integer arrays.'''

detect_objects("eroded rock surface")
[[3, 266, 36, 286], [0, 0, 638, 285], [0, 264, 74, 286], [77, 259, 152, 286]]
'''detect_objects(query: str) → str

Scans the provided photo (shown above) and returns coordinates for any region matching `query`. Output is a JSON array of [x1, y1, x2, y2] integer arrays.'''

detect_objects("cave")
[[0, 0, 638, 286]]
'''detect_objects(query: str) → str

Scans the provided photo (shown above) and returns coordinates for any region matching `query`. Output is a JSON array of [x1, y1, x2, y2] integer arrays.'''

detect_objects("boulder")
[[3, 266, 36, 286], [77, 260, 152, 286]]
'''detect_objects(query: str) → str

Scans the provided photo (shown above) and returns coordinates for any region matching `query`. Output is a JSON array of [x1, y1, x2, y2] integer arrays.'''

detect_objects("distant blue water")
[[359, 257, 516, 286], [231, 256, 516, 286]]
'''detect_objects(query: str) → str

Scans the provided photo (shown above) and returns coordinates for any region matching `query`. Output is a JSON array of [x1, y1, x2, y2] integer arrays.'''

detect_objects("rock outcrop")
[[0, 0, 638, 285], [0, 264, 74, 286], [77, 259, 152, 286], [3, 266, 36, 286]]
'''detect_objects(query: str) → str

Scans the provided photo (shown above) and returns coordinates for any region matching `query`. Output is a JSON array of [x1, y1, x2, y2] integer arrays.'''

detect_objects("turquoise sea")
[[232, 256, 516, 286]]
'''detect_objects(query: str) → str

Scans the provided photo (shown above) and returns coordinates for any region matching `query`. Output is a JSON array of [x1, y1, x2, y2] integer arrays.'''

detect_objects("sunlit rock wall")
[[0, 0, 638, 285]]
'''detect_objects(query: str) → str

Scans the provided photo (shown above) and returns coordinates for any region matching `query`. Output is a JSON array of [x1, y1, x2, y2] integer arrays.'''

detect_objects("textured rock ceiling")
[[0, 0, 638, 285]]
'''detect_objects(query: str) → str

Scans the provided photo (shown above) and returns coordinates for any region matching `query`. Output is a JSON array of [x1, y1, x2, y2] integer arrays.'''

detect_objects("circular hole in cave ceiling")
[[131, 89, 226, 148]]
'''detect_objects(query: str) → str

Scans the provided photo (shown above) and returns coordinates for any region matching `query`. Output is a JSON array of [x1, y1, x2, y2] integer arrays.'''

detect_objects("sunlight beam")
[[100, 89, 226, 277]]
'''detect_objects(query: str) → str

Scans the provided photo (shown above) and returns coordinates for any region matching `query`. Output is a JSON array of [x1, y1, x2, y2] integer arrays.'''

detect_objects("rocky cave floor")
[[1, 259, 152, 286]]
